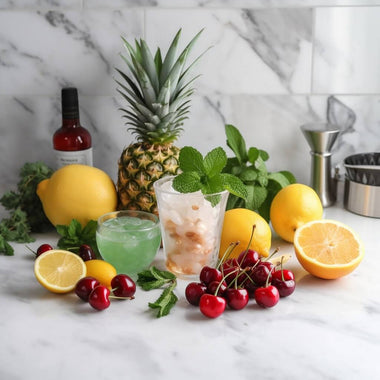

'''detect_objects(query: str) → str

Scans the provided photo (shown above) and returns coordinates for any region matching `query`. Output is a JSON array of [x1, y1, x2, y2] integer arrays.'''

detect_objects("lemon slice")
[[34, 249, 87, 293], [294, 219, 364, 279], [268, 253, 292, 267]]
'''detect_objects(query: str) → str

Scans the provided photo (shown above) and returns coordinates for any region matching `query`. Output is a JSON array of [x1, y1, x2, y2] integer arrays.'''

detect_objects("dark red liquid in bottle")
[[53, 87, 93, 168]]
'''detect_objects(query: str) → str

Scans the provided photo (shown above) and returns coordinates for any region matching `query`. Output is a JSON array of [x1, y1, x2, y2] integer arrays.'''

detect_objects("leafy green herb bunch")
[[0, 162, 53, 255], [223, 124, 296, 221]]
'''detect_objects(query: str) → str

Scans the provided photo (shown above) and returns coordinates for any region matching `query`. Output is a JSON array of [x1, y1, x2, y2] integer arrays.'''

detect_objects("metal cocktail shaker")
[[301, 123, 340, 207]]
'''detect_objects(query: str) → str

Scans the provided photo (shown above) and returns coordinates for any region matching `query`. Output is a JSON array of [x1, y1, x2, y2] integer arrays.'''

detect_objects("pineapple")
[[116, 29, 205, 214]]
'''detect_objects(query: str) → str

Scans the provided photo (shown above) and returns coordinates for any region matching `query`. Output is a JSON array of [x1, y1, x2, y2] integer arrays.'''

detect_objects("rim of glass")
[[97, 210, 159, 232], [153, 175, 229, 197]]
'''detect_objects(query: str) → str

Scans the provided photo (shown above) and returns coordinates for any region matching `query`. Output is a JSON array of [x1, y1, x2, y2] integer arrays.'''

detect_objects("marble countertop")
[[1, 194, 380, 380]]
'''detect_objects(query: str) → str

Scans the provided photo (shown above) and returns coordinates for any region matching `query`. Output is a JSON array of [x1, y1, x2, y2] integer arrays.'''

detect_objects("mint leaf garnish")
[[223, 124, 296, 221], [172, 146, 247, 206], [203, 147, 227, 177], [137, 266, 178, 318], [148, 285, 178, 318], [172, 172, 201, 193], [178, 146, 205, 173]]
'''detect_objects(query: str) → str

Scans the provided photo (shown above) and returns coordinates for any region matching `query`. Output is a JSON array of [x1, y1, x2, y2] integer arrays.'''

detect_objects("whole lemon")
[[270, 183, 323, 243], [37, 164, 117, 226], [219, 208, 271, 259], [84, 259, 117, 289]]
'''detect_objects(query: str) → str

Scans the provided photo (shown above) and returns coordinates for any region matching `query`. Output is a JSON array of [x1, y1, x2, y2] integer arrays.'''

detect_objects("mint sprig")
[[137, 266, 178, 318], [172, 146, 247, 206], [56, 219, 100, 257], [223, 124, 296, 221]]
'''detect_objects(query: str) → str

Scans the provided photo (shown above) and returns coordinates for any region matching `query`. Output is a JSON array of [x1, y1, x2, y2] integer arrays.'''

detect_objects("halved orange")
[[294, 219, 364, 279], [34, 249, 87, 293]]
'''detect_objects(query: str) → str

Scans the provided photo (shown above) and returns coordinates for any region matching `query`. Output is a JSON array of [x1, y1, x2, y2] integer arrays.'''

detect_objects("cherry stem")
[[237, 267, 255, 288], [265, 267, 273, 288], [109, 295, 135, 300], [216, 268, 239, 295], [25, 245, 36, 256], [280, 256, 285, 281], [238, 224, 256, 266], [216, 241, 240, 269], [66, 246, 80, 251], [263, 247, 280, 263]]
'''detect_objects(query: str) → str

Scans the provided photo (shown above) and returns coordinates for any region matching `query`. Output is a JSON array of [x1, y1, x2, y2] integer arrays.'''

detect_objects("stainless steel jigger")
[[301, 123, 340, 207]]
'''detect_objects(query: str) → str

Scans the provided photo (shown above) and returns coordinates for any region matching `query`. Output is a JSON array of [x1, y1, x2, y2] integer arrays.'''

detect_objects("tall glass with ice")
[[154, 176, 229, 278]]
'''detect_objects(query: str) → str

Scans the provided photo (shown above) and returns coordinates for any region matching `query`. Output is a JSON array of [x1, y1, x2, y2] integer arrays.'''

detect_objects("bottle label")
[[54, 148, 93, 169]]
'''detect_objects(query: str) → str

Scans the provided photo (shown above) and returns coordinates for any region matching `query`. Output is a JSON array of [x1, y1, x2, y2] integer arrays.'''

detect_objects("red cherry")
[[36, 244, 53, 257], [221, 258, 239, 271], [251, 263, 273, 286], [271, 278, 296, 298], [78, 244, 96, 261], [199, 294, 226, 318], [207, 280, 227, 297], [236, 270, 252, 287], [272, 269, 295, 281], [111, 274, 136, 298], [261, 261, 275, 272], [75, 277, 100, 302], [88, 285, 111, 311], [244, 280, 259, 299], [185, 282, 207, 306], [199, 266, 223, 286], [225, 288, 249, 310], [221, 260, 241, 285], [237, 249, 260, 268], [271, 269, 296, 297], [254, 285, 280, 308]]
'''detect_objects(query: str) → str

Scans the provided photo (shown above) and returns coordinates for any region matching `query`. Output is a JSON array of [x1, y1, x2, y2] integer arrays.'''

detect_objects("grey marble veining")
[[236, 9, 312, 92], [0, 3, 379, 190], [3, 0, 380, 9], [144, 8, 312, 95]]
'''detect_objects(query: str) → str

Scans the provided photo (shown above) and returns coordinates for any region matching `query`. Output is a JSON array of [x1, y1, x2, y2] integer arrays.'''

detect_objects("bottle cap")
[[62, 87, 79, 119]]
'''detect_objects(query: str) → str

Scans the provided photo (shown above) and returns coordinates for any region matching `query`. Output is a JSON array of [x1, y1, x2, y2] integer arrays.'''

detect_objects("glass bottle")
[[53, 87, 93, 168]]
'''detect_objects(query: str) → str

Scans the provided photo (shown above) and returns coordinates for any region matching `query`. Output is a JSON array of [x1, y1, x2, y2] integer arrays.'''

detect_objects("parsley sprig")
[[137, 267, 178, 318], [0, 162, 53, 255]]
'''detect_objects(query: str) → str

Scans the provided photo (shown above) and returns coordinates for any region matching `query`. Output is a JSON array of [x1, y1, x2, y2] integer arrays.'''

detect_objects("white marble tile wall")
[[1, 1, 380, 188]]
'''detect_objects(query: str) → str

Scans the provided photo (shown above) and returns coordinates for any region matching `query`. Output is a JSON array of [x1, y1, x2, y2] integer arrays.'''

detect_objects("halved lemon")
[[294, 219, 364, 279], [34, 249, 87, 293]]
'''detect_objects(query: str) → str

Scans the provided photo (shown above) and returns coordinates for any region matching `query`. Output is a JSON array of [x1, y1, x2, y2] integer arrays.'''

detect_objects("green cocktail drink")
[[96, 211, 161, 276]]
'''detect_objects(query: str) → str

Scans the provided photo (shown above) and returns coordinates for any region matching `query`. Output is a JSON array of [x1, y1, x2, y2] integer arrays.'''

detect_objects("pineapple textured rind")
[[117, 143, 180, 214]]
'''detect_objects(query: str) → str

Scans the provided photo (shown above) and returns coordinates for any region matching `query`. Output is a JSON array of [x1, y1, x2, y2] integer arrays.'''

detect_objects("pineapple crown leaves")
[[116, 28, 210, 145]]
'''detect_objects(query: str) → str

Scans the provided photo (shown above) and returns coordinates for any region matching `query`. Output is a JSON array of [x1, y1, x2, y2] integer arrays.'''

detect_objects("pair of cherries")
[[185, 248, 296, 318], [34, 243, 97, 261], [75, 274, 136, 310]]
